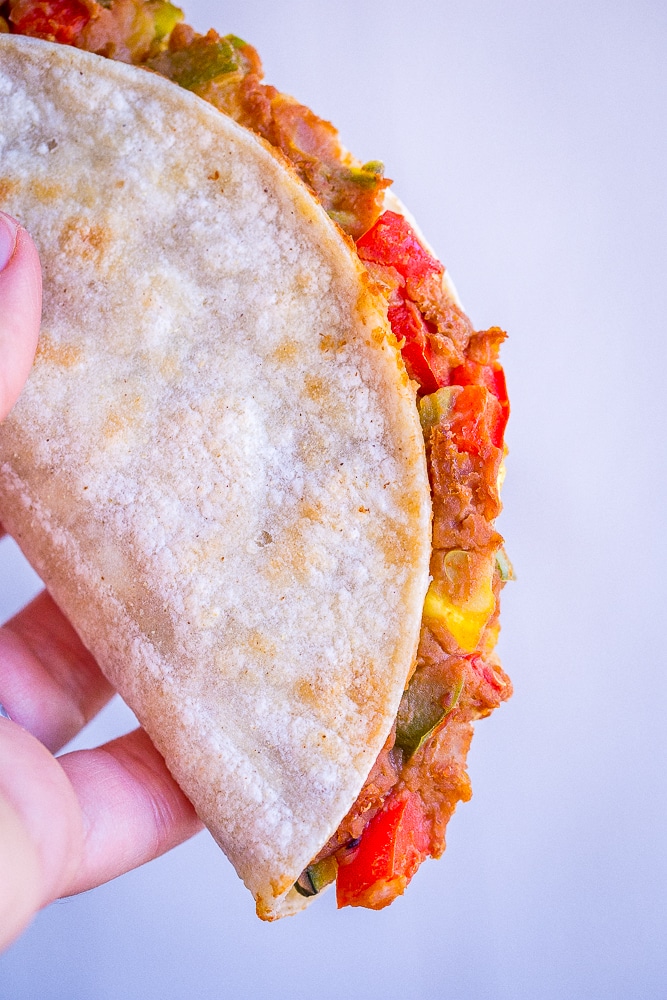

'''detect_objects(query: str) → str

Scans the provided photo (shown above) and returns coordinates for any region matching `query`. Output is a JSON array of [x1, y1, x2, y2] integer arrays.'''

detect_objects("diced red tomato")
[[451, 359, 509, 445], [357, 212, 450, 394], [356, 210, 443, 288], [9, 0, 91, 43], [336, 791, 430, 909], [451, 359, 507, 407], [449, 384, 504, 454], [387, 299, 448, 395]]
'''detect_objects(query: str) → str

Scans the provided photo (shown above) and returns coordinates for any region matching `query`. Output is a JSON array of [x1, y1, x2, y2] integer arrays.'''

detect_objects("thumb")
[[0, 212, 42, 422]]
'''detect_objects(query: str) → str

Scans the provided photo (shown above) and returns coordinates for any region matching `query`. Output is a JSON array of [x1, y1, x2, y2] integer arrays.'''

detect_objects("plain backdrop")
[[1, 1, 666, 997]]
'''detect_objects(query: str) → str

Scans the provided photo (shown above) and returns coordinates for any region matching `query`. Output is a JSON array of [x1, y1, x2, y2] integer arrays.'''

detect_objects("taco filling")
[[1, 1, 512, 910]]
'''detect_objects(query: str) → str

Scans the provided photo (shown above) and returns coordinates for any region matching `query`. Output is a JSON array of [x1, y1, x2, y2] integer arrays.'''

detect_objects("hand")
[[0, 213, 203, 951]]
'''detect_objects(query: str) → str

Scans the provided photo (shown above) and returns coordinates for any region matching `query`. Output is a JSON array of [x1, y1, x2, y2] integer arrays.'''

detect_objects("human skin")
[[0, 212, 203, 950]]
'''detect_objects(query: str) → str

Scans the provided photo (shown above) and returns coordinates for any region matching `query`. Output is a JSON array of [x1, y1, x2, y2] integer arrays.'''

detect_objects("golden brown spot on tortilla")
[[319, 334, 345, 352], [268, 874, 295, 901], [247, 630, 277, 658], [102, 397, 144, 440], [304, 375, 327, 402], [265, 556, 291, 588], [320, 333, 347, 354], [298, 499, 323, 523], [32, 179, 63, 203], [59, 217, 112, 265], [273, 338, 298, 362], [295, 668, 349, 716], [403, 493, 423, 520], [103, 413, 124, 440], [208, 170, 220, 181], [0, 177, 19, 203], [35, 331, 82, 369], [115, 180, 125, 188], [295, 678, 320, 709]]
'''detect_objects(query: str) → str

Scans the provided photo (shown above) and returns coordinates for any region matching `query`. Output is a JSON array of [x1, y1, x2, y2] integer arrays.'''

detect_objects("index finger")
[[0, 214, 42, 422], [59, 728, 204, 897], [0, 591, 115, 753]]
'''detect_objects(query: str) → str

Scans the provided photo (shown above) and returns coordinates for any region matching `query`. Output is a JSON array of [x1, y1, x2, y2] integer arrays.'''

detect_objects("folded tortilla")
[[0, 36, 432, 917]]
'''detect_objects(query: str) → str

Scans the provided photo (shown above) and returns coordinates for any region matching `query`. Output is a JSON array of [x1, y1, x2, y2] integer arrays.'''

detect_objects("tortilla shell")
[[0, 37, 431, 917]]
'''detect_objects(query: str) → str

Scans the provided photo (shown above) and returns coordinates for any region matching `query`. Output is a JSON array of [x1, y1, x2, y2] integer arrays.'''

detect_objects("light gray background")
[[1, 1, 665, 997]]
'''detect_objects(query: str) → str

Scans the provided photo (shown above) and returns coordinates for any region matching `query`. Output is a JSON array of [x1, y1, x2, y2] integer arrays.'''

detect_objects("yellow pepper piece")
[[151, 0, 184, 40], [423, 552, 496, 653]]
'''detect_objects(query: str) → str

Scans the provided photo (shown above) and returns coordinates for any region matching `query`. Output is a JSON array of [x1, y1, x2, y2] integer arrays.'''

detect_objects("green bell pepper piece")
[[395, 673, 464, 760], [294, 855, 338, 898]]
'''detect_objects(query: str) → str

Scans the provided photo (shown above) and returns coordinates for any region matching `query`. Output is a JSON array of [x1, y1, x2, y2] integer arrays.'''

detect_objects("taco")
[[0, 9, 511, 920]]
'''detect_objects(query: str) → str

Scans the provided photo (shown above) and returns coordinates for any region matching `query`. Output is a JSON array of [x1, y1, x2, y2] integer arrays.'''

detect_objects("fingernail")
[[0, 212, 20, 272]]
